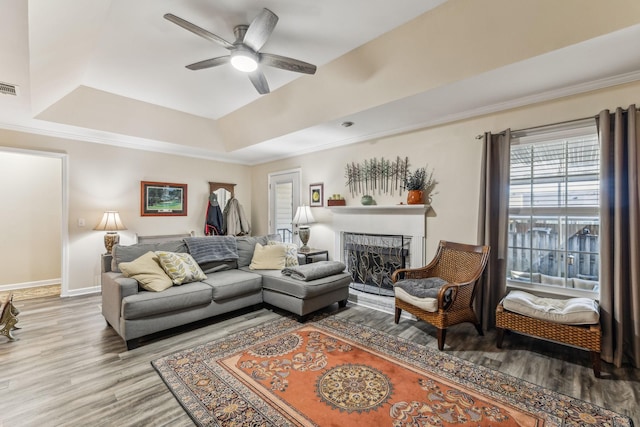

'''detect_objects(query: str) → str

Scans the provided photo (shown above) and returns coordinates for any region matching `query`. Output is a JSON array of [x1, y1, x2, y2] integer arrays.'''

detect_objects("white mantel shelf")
[[328, 204, 430, 214]]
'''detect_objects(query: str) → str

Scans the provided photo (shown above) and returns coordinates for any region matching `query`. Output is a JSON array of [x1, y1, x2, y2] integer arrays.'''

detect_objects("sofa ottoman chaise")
[[101, 234, 351, 349]]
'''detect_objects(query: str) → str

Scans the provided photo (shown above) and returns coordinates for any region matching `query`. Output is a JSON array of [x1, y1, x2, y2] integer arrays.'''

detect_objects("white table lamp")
[[293, 205, 315, 252], [94, 211, 127, 254]]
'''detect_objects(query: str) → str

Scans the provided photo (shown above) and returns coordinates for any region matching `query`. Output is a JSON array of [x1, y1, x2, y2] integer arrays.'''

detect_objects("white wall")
[[0, 130, 252, 294], [251, 80, 640, 262], [0, 151, 61, 286]]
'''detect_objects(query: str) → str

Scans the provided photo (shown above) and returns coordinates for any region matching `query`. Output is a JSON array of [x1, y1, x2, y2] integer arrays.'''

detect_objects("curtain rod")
[[474, 105, 638, 140]]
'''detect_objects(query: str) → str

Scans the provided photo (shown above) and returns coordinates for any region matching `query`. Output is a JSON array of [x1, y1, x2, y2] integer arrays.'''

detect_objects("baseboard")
[[0, 278, 61, 291], [348, 288, 416, 320], [62, 286, 101, 297]]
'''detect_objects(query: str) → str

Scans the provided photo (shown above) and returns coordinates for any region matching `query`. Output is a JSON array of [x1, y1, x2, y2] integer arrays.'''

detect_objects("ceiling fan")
[[164, 8, 317, 95]]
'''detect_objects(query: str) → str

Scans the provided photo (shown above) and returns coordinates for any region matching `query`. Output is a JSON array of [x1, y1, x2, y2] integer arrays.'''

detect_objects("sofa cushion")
[[121, 281, 213, 320], [268, 240, 299, 267], [254, 268, 352, 299], [119, 251, 173, 292], [198, 260, 238, 274], [502, 290, 600, 325], [236, 236, 269, 267], [112, 240, 187, 273], [201, 269, 263, 300], [249, 243, 286, 270], [155, 251, 207, 285]]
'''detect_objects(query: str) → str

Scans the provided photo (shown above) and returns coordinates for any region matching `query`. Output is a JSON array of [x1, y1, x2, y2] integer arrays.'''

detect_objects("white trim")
[[63, 286, 101, 297], [507, 281, 598, 300], [268, 168, 301, 238], [328, 204, 430, 214], [511, 119, 598, 145], [2, 71, 639, 167]]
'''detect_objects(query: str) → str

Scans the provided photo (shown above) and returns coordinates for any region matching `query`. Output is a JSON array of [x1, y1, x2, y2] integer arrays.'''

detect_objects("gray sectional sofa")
[[100, 234, 351, 349]]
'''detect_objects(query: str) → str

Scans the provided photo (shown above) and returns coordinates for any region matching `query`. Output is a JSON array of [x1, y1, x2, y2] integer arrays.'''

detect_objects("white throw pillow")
[[119, 251, 173, 292], [249, 243, 286, 270], [267, 240, 299, 267]]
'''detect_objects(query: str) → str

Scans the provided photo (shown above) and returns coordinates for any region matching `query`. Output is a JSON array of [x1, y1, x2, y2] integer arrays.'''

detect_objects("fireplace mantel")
[[328, 204, 430, 215]]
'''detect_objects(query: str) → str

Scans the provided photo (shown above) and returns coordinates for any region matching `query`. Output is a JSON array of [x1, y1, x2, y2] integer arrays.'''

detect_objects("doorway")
[[0, 147, 68, 297], [268, 169, 301, 243]]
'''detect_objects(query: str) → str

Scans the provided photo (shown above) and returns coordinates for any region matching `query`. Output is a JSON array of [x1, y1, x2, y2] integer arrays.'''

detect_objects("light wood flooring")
[[1, 295, 638, 426]]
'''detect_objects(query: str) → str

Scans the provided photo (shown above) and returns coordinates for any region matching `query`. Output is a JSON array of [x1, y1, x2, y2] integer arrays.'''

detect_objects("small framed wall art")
[[140, 181, 188, 216], [309, 183, 324, 207]]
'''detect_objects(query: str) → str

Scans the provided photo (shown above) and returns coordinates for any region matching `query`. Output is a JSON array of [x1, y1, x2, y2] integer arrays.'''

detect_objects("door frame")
[[0, 146, 69, 296], [268, 168, 301, 241]]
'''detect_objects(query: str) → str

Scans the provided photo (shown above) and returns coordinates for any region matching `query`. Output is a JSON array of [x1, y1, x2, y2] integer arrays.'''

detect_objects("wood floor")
[[1, 294, 638, 427]]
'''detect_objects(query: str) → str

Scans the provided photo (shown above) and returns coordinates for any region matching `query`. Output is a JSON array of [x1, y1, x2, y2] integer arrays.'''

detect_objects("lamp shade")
[[293, 205, 315, 225], [94, 211, 127, 231]]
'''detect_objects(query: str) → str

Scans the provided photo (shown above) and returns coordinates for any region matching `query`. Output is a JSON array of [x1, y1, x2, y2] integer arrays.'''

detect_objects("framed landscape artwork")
[[140, 181, 188, 216], [309, 183, 324, 207]]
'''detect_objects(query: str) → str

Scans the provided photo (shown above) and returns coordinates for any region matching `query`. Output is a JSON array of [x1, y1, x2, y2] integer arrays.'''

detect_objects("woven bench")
[[496, 290, 601, 377]]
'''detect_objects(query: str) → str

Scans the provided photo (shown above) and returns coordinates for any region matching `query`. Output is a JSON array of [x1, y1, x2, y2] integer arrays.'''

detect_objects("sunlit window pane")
[[507, 128, 600, 294]]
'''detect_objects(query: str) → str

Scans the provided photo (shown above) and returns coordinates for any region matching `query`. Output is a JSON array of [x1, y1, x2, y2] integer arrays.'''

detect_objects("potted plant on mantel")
[[402, 166, 436, 205]]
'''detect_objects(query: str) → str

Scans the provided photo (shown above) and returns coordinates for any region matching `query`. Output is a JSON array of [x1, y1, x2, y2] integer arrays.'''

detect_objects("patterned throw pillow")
[[267, 240, 299, 267], [155, 251, 207, 285]]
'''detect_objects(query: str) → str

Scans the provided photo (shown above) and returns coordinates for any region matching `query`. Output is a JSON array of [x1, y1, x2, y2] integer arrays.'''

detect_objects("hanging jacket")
[[205, 193, 224, 235], [222, 197, 251, 236]]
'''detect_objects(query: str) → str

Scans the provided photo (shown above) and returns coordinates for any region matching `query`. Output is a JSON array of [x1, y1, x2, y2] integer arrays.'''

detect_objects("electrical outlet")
[[78, 218, 85, 227]]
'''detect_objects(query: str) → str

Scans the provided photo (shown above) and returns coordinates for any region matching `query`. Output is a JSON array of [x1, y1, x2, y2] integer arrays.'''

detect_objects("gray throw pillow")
[[111, 240, 188, 273], [394, 277, 448, 299]]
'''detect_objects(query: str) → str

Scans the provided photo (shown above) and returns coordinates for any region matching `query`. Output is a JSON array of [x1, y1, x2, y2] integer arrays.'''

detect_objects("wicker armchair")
[[392, 240, 490, 350]]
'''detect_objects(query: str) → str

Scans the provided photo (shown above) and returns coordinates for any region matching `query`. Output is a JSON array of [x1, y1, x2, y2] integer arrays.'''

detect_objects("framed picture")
[[309, 183, 324, 207], [140, 181, 188, 216]]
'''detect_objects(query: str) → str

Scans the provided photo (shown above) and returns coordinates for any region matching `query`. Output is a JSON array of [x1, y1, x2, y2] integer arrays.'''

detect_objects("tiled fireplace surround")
[[329, 205, 429, 315]]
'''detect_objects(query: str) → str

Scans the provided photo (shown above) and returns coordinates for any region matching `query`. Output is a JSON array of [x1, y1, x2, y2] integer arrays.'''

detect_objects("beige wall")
[[0, 151, 61, 286], [0, 130, 252, 294], [2, 81, 639, 294], [250, 80, 640, 262]]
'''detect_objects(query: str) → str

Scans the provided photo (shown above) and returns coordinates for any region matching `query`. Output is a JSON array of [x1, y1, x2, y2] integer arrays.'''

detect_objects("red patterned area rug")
[[152, 316, 633, 426]]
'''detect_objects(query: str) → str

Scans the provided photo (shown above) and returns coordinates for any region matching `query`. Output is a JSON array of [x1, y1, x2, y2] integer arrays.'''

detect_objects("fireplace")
[[343, 232, 411, 296]]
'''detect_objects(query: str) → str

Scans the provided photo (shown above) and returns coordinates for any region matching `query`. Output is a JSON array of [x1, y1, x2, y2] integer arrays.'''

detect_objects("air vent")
[[0, 82, 18, 96]]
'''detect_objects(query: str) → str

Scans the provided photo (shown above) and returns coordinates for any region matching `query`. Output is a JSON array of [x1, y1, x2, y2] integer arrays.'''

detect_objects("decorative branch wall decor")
[[345, 156, 409, 197]]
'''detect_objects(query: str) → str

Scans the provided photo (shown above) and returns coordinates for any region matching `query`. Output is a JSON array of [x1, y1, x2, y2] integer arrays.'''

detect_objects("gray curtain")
[[597, 105, 640, 368], [476, 130, 511, 330]]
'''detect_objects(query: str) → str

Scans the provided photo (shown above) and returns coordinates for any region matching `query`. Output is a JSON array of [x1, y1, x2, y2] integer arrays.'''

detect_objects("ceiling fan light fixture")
[[230, 49, 258, 72]]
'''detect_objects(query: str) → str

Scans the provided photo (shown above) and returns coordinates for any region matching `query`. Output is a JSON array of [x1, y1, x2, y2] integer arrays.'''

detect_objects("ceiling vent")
[[0, 82, 18, 96]]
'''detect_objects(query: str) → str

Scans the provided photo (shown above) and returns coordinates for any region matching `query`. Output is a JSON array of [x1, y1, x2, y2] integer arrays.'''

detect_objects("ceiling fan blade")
[[186, 56, 230, 70], [248, 70, 270, 94], [164, 13, 234, 50], [260, 53, 317, 75], [243, 8, 278, 52]]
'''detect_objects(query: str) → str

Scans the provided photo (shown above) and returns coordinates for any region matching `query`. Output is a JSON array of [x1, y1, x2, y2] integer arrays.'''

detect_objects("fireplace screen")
[[343, 232, 411, 296]]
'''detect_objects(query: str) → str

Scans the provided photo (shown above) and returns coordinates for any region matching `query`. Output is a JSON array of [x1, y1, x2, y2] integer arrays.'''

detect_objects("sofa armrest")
[[101, 271, 139, 334], [101, 254, 113, 273]]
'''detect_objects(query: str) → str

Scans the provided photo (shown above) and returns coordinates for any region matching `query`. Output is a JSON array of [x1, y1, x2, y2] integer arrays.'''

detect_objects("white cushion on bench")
[[395, 288, 438, 312], [502, 290, 599, 325]]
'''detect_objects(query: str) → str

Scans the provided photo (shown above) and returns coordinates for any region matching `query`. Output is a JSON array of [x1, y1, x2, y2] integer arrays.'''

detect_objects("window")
[[507, 121, 600, 297]]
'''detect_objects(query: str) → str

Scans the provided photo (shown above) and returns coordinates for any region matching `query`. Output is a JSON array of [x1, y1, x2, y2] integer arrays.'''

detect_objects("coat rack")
[[208, 182, 235, 197]]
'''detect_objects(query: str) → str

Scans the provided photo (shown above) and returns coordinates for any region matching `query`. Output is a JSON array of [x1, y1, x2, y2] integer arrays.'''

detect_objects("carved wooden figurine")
[[0, 293, 19, 341]]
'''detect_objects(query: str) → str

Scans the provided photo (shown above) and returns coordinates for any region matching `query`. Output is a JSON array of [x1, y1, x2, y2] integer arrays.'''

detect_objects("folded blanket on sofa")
[[282, 261, 346, 281], [184, 236, 238, 264]]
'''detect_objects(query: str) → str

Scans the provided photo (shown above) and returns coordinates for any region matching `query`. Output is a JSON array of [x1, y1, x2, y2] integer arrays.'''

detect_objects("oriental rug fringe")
[[152, 315, 633, 426]]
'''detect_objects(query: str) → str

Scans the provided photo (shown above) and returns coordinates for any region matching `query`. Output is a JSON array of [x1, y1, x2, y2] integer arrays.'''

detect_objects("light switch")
[[78, 218, 85, 227]]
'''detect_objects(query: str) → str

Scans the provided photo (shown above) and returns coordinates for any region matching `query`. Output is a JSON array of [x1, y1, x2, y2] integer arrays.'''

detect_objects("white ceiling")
[[1, 0, 640, 164]]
